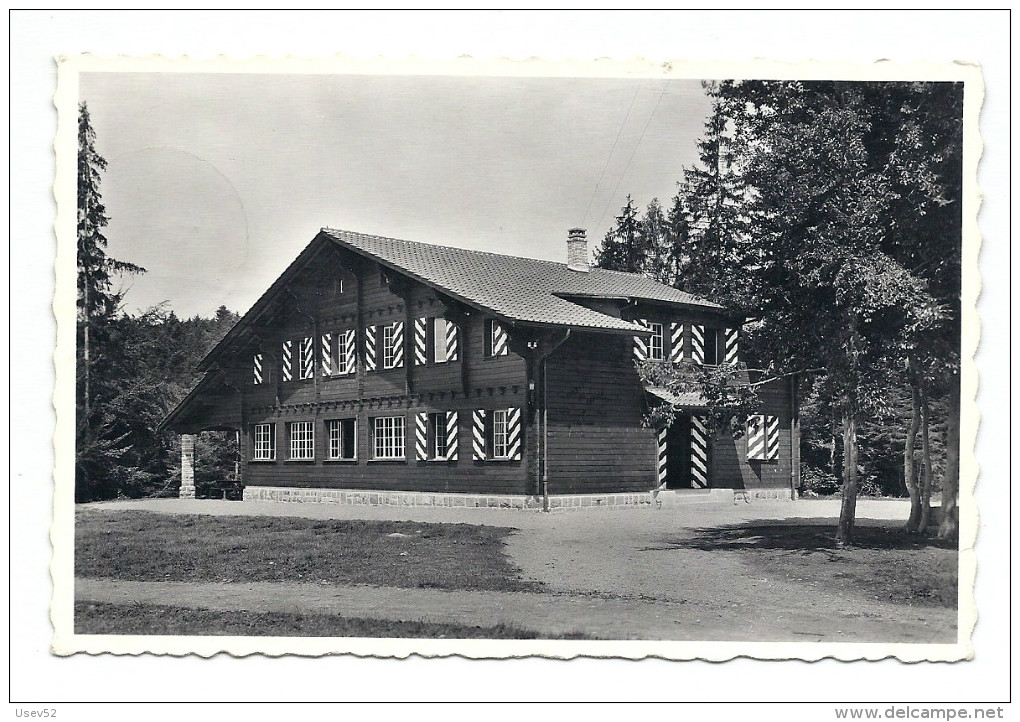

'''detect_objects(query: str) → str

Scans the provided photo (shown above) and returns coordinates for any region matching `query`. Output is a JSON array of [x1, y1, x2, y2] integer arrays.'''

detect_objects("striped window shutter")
[[445, 411, 459, 461], [415, 412, 428, 461], [506, 406, 522, 461], [491, 321, 509, 356], [364, 325, 377, 372], [724, 327, 739, 365], [446, 321, 459, 362], [320, 333, 333, 376], [472, 410, 487, 460], [281, 340, 293, 381], [669, 322, 684, 362], [388, 320, 405, 369], [253, 353, 264, 385], [690, 415, 709, 488], [656, 428, 668, 486], [299, 336, 314, 380], [747, 414, 779, 461], [690, 325, 705, 364], [633, 319, 649, 361], [413, 317, 427, 366], [343, 330, 357, 374]]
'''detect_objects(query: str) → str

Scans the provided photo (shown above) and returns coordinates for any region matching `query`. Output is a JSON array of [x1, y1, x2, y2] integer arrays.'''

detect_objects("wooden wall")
[[236, 252, 530, 495], [544, 331, 657, 494], [709, 378, 794, 491]]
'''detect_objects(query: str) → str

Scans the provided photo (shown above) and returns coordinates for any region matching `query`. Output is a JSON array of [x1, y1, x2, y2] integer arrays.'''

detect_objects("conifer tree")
[[77, 101, 144, 500], [594, 195, 646, 273]]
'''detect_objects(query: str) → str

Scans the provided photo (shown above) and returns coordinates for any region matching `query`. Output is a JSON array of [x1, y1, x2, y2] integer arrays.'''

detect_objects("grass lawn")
[[74, 601, 591, 639], [76, 511, 542, 593], [672, 521, 958, 609], [75, 599, 591, 640]]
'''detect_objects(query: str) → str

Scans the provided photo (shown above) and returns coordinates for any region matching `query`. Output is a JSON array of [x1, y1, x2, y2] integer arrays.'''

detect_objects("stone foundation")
[[241, 485, 795, 511], [655, 487, 795, 506], [243, 486, 656, 512]]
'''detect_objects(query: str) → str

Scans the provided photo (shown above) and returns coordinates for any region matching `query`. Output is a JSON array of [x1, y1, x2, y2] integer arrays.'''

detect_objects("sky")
[[80, 71, 712, 318]]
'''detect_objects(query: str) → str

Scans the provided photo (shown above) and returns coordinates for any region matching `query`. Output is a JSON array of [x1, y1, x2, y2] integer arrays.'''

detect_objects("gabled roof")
[[200, 228, 727, 370], [322, 228, 723, 330]]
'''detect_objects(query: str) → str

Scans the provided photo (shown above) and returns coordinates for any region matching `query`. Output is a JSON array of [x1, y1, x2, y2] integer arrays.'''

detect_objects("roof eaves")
[[197, 234, 334, 371]]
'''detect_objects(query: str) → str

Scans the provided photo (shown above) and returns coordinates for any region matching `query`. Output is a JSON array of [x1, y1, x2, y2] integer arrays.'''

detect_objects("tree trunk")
[[829, 412, 840, 480], [83, 280, 90, 423], [836, 413, 859, 547], [939, 376, 960, 540], [903, 379, 922, 532], [918, 383, 934, 533]]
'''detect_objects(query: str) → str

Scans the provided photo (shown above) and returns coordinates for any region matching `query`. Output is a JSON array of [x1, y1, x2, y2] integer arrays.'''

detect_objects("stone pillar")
[[179, 433, 196, 499]]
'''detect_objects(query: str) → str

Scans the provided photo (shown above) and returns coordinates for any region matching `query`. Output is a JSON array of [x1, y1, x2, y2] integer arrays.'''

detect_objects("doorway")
[[664, 415, 693, 489]]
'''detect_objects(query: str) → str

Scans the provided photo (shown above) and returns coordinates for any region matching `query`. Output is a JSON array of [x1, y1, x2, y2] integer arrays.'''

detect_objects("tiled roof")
[[322, 228, 723, 334]]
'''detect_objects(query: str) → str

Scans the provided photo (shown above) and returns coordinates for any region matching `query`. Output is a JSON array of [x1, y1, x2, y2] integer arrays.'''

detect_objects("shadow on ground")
[[646, 518, 957, 556], [642, 517, 958, 610]]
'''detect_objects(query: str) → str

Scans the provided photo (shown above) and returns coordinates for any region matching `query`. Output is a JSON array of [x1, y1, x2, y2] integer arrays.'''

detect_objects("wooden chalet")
[[163, 228, 798, 506]]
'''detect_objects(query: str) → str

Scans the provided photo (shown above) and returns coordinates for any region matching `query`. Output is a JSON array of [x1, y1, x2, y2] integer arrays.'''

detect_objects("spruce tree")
[[77, 101, 144, 500]]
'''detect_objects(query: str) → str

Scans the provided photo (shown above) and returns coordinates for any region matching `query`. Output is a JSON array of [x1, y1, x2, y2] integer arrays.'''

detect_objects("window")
[[746, 414, 779, 461], [648, 322, 664, 361], [327, 418, 356, 460], [382, 321, 404, 369], [429, 412, 448, 459], [253, 353, 264, 385], [253, 423, 275, 460], [486, 319, 508, 357], [491, 409, 509, 458], [288, 421, 314, 460], [432, 318, 448, 363], [334, 277, 344, 296], [703, 328, 720, 365], [373, 416, 405, 460], [336, 329, 355, 375]]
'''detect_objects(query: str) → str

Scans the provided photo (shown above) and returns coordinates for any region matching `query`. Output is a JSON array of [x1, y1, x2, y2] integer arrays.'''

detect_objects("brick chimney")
[[566, 228, 589, 272]]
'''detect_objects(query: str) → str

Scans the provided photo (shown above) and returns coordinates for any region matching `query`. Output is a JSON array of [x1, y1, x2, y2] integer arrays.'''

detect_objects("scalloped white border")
[[51, 53, 983, 662]]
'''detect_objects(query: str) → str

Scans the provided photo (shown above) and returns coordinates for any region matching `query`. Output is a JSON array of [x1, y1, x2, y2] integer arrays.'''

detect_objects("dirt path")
[[75, 577, 951, 643], [79, 497, 957, 643]]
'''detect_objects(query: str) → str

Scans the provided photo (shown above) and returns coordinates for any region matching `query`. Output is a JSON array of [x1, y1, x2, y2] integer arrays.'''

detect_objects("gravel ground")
[[77, 497, 958, 643]]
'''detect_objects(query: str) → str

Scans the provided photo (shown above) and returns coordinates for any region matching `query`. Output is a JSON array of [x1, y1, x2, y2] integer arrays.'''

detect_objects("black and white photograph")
[[52, 54, 979, 661], [12, 8, 1009, 713]]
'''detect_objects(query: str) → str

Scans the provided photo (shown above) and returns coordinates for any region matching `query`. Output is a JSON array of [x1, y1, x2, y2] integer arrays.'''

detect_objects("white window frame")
[[703, 327, 720, 366], [648, 322, 664, 361], [429, 412, 448, 460], [491, 409, 509, 459], [382, 323, 399, 369], [372, 416, 405, 460], [326, 418, 357, 461], [432, 317, 448, 364], [288, 421, 315, 460], [253, 423, 275, 461], [336, 330, 350, 375]]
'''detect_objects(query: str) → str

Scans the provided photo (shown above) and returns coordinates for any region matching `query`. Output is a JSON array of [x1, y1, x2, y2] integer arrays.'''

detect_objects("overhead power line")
[[581, 82, 643, 228], [593, 81, 669, 234]]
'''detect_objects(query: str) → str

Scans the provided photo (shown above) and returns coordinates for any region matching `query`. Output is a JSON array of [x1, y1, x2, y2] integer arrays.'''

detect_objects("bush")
[[799, 464, 841, 496]]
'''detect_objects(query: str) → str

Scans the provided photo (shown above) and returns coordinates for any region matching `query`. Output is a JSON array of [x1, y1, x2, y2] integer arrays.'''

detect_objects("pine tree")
[[594, 195, 647, 273], [674, 83, 754, 314], [77, 101, 144, 500]]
